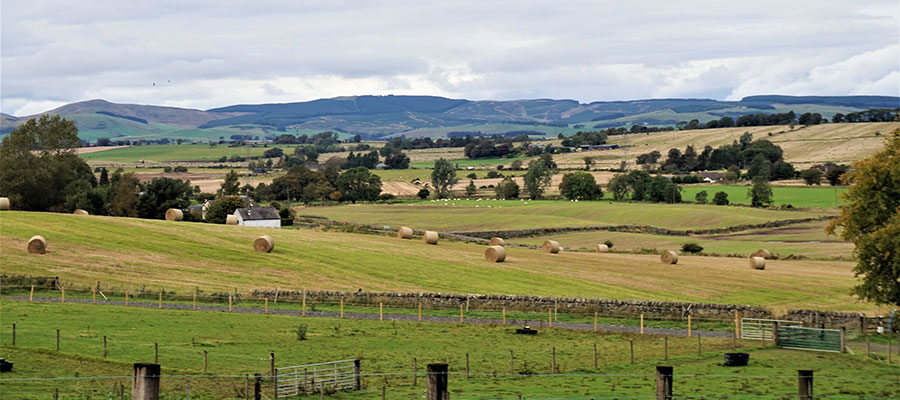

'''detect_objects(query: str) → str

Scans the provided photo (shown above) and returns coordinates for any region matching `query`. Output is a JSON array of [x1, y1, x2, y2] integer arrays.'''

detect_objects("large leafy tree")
[[221, 170, 240, 196], [827, 129, 900, 305], [748, 176, 773, 207], [559, 172, 602, 200], [336, 167, 382, 203], [138, 177, 194, 219], [205, 196, 245, 224], [0, 115, 95, 211], [523, 159, 552, 200], [430, 159, 458, 199]]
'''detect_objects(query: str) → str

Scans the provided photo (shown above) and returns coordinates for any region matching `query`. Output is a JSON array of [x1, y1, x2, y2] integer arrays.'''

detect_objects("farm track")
[[5, 297, 733, 338]]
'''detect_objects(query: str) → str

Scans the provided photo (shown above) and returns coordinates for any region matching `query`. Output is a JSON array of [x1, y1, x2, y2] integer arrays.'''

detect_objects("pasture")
[[0, 211, 883, 313], [1, 301, 897, 399], [680, 185, 848, 208], [79, 144, 294, 163]]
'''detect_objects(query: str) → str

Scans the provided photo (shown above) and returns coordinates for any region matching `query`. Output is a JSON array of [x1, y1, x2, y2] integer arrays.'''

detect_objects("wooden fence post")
[[125, 291, 129, 307], [11, 324, 15, 346], [228, 295, 232, 312], [697, 333, 702, 355], [426, 364, 448, 400], [735, 311, 741, 338], [630, 340, 634, 364], [594, 311, 598, 332], [158, 290, 162, 309], [840, 327, 846, 353], [380, 303, 383, 321], [687, 315, 692, 337], [548, 308, 553, 328], [103, 336, 107, 358], [354, 359, 362, 390], [265, 298, 269, 314], [154, 343, 158, 364], [418, 302, 422, 322], [664, 336, 668, 361], [655, 366, 673, 400], [465, 352, 470, 380], [798, 370, 813, 399], [551, 347, 556, 373], [593, 343, 598, 368], [772, 321, 780, 347], [203, 350, 207, 373], [29, 285, 34, 302], [132, 363, 161, 400], [193, 288, 197, 311], [502, 307, 506, 325], [340, 298, 344, 319], [56, 329, 59, 351], [509, 350, 514, 374], [301, 290, 306, 317], [640, 313, 644, 334], [413, 357, 418, 386], [270, 352, 275, 377], [254, 374, 262, 400], [61, 287, 65, 303], [459, 304, 464, 324]]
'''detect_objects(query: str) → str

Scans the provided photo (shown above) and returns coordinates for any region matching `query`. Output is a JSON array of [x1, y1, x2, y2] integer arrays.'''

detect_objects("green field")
[[409, 155, 531, 169], [302, 200, 829, 232], [681, 185, 847, 208], [1, 301, 896, 399], [0, 211, 882, 313], [79, 144, 304, 163], [516, 222, 853, 259]]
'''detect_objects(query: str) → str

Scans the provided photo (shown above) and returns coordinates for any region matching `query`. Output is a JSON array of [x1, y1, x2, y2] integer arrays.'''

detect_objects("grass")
[[516, 222, 853, 260], [0, 211, 886, 313], [409, 155, 531, 169], [79, 144, 305, 163], [1, 301, 897, 399], [302, 199, 830, 232], [681, 185, 848, 209]]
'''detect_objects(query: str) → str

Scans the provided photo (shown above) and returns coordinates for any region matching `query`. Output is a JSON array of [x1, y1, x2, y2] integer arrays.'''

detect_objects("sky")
[[1, 1, 898, 116]]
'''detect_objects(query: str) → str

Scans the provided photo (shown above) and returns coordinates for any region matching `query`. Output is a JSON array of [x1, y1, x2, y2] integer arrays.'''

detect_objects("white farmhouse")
[[233, 207, 281, 229]]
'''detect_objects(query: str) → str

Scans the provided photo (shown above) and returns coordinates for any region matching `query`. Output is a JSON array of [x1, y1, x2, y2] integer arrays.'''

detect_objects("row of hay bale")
[[397, 226, 440, 245]]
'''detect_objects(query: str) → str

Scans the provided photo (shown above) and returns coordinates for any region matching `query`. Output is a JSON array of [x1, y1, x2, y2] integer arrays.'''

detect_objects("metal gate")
[[740, 318, 801, 341], [275, 359, 360, 398], [777, 326, 842, 352]]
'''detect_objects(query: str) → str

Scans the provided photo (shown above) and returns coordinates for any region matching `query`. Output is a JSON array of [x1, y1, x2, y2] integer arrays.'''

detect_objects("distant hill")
[[1, 95, 896, 141]]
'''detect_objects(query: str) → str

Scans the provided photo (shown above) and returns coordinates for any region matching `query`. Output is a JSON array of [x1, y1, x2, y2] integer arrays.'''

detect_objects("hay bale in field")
[[73, 209, 89, 215], [225, 215, 239, 225], [596, 244, 609, 253], [489, 237, 506, 246], [484, 245, 507, 262], [661, 250, 678, 264], [751, 249, 773, 259], [254, 235, 274, 253], [542, 240, 560, 254], [165, 208, 183, 221], [423, 231, 439, 245], [749, 257, 766, 270], [397, 227, 413, 239], [0, 197, 9, 210], [27, 236, 46, 254]]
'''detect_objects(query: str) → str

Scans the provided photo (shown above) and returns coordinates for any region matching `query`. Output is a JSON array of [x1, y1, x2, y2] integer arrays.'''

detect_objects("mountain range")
[[2, 95, 897, 142]]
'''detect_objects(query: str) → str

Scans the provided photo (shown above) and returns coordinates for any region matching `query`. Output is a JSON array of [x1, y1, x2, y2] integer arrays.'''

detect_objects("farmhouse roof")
[[696, 172, 724, 180], [234, 207, 280, 220]]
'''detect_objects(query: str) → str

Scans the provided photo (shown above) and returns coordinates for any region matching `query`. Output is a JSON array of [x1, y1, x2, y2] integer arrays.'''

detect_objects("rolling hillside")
[[2, 95, 896, 141]]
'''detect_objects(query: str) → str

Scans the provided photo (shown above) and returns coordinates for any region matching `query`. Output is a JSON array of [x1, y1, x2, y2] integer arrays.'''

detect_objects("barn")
[[233, 207, 281, 229]]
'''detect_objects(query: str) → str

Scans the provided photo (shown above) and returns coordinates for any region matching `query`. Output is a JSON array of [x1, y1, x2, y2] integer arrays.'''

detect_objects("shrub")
[[486, 171, 501, 179], [466, 173, 477, 179], [378, 193, 396, 201], [681, 243, 703, 254], [694, 190, 708, 204], [295, 324, 308, 341], [712, 191, 729, 205], [173, 166, 188, 173], [163, 166, 173, 173], [417, 188, 430, 199], [604, 240, 614, 248]]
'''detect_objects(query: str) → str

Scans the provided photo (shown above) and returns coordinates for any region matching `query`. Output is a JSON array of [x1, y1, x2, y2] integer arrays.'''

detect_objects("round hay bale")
[[253, 235, 274, 253], [423, 231, 439, 245], [73, 209, 89, 215], [749, 256, 766, 270], [484, 245, 507, 262], [397, 227, 413, 239], [27, 235, 46, 254], [542, 240, 560, 254], [225, 215, 239, 225], [596, 244, 609, 253], [165, 208, 183, 221], [751, 249, 773, 259], [489, 237, 506, 246], [661, 250, 678, 264], [0, 197, 9, 210]]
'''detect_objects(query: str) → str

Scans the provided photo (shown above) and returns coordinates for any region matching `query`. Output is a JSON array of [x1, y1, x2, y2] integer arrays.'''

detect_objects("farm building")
[[201, 196, 257, 219], [696, 172, 724, 183], [579, 144, 620, 151], [233, 207, 281, 228]]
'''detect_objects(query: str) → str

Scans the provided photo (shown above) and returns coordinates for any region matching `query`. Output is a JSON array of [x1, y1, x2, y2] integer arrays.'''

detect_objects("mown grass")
[[79, 144, 303, 163], [303, 199, 829, 232], [0, 211, 884, 313], [681, 185, 847, 209], [0, 301, 897, 399]]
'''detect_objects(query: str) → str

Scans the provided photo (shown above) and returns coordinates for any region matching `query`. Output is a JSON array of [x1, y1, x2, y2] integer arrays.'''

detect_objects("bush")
[[466, 173, 477, 179], [163, 166, 173, 173], [378, 193, 396, 201], [417, 188, 430, 199], [712, 191, 729, 205], [694, 190, 708, 204], [604, 240, 614, 248], [681, 243, 703, 253], [173, 166, 188, 173], [295, 324, 308, 341], [486, 171, 501, 179]]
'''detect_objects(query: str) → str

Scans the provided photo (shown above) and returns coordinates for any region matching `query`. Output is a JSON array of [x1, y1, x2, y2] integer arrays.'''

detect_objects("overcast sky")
[[2, 1, 898, 116]]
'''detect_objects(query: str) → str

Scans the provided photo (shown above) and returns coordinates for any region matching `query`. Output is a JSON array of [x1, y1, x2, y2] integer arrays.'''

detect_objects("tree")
[[263, 147, 284, 158], [712, 191, 729, 205], [495, 177, 520, 199], [748, 176, 773, 207], [559, 172, 602, 200], [825, 164, 850, 186], [800, 168, 823, 186], [384, 151, 410, 169], [607, 174, 631, 201], [430, 159, 458, 199], [826, 129, 900, 305], [583, 157, 594, 171], [336, 167, 381, 203], [138, 177, 194, 219], [523, 159, 552, 200], [221, 170, 240, 195], [0, 114, 95, 211], [205, 196, 245, 223], [98, 168, 110, 186], [465, 180, 477, 197], [694, 190, 708, 204], [108, 173, 141, 217], [417, 188, 430, 199]]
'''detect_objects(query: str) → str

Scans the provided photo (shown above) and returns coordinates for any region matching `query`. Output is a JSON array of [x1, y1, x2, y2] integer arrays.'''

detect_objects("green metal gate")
[[777, 326, 841, 352]]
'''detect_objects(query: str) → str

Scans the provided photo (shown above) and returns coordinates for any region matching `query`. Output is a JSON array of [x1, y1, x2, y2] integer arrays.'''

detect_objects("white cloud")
[[1, 0, 897, 115]]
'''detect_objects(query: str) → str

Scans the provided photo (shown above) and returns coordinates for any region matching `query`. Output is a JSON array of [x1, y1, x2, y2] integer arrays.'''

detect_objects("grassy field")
[[515, 222, 853, 260], [0, 211, 884, 313], [301, 200, 829, 232], [680, 185, 848, 208], [1, 301, 897, 399], [79, 144, 302, 163]]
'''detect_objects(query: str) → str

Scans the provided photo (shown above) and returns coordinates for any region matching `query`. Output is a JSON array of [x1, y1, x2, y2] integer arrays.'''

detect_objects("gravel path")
[[5, 296, 733, 338]]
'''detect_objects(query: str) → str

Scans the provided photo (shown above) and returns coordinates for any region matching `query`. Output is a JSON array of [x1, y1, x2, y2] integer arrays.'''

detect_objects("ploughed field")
[[0, 211, 883, 314]]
